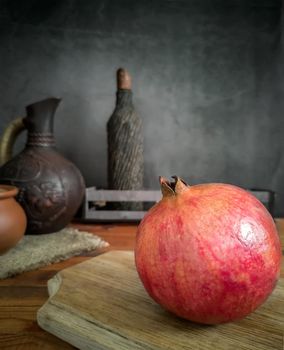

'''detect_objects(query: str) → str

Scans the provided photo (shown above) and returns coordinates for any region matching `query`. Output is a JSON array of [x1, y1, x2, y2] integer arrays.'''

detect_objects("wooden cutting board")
[[37, 251, 284, 350]]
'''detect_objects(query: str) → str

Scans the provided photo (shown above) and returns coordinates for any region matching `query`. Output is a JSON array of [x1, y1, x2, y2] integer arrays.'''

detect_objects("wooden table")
[[0, 220, 283, 350]]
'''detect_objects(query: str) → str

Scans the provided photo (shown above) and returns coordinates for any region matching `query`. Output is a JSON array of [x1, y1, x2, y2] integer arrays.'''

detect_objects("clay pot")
[[0, 185, 27, 254], [0, 98, 85, 234]]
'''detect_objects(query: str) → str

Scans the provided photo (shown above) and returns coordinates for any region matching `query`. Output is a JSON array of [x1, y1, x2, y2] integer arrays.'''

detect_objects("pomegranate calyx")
[[172, 176, 189, 194], [159, 176, 189, 197], [159, 176, 175, 197]]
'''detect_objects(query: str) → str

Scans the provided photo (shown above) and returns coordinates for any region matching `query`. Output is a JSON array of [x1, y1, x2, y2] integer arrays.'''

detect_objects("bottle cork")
[[117, 68, 132, 90]]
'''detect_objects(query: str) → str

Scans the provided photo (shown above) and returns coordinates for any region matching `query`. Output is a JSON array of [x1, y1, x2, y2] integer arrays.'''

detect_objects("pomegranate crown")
[[159, 176, 189, 197]]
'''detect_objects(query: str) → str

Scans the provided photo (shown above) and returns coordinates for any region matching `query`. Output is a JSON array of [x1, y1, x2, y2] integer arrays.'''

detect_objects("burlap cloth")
[[0, 227, 109, 279]]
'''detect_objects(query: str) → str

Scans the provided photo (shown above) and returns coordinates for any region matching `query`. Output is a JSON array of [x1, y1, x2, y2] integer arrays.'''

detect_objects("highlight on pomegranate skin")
[[135, 176, 281, 325]]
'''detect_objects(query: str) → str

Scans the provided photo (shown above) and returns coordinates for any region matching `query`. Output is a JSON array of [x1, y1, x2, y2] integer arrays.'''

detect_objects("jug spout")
[[24, 97, 61, 147], [24, 97, 61, 134]]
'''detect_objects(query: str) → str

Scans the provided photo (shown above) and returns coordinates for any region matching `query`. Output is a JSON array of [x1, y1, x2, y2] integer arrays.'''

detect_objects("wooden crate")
[[82, 187, 274, 222], [82, 187, 161, 221]]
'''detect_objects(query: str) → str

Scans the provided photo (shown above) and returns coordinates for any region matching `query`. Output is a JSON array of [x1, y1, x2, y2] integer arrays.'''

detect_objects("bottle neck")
[[116, 89, 133, 109]]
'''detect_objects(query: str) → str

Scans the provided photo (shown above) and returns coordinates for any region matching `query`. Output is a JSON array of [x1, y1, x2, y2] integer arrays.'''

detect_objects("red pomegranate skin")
[[135, 179, 281, 324]]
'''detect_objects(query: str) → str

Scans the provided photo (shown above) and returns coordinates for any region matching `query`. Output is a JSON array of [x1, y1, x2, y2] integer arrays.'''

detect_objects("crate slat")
[[86, 188, 161, 202], [84, 210, 146, 221]]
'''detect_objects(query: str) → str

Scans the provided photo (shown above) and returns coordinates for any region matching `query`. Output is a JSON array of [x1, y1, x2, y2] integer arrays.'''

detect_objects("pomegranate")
[[135, 176, 281, 324]]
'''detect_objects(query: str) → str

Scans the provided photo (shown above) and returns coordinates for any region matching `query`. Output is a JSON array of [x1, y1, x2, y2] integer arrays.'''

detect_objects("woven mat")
[[0, 227, 109, 279]]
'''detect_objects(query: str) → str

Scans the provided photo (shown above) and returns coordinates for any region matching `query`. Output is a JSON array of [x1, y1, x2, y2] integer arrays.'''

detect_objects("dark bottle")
[[0, 98, 85, 234], [107, 68, 143, 210]]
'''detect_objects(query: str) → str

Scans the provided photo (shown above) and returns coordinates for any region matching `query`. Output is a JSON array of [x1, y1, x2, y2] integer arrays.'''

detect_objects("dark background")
[[0, 0, 283, 216]]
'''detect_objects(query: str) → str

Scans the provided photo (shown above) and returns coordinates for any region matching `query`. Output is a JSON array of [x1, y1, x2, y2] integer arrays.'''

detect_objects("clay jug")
[[107, 68, 143, 210], [0, 185, 27, 254], [0, 98, 85, 235]]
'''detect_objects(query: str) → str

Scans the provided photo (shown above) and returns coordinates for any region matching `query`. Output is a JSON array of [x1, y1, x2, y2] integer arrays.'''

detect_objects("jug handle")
[[0, 118, 25, 166]]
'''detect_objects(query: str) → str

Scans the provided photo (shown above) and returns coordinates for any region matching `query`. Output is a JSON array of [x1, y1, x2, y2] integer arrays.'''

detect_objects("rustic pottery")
[[107, 68, 143, 210], [0, 185, 27, 254], [0, 98, 85, 235]]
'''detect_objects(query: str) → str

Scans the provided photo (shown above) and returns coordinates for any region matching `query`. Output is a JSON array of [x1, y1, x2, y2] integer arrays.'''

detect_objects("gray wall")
[[0, 0, 284, 216]]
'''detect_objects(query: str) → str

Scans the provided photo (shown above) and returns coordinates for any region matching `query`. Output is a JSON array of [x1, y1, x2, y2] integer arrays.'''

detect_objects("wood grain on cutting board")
[[37, 251, 284, 350]]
